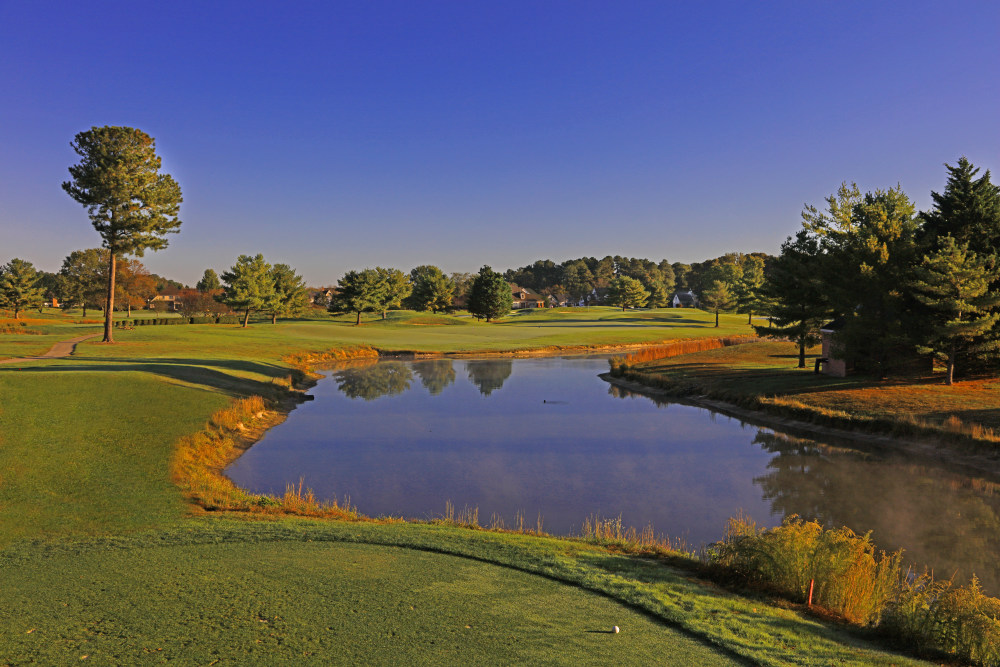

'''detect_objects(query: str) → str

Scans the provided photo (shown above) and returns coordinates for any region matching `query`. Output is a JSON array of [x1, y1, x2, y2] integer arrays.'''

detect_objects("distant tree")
[[0, 258, 44, 319], [701, 280, 734, 328], [607, 275, 649, 311], [115, 258, 158, 316], [591, 256, 616, 290], [58, 248, 107, 316], [672, 262, 691, 291], [330, 268, 385, 325], [753, 230, 830, 368], [375, 267, 411, 320], [561, 260, 595, 304], [268, 263, 309, 323], [734, 254, 767, 325], [196, 269, 221, 292], [467, 266, 513, 322], [178, 288, 228, 318], [62, 126, 183, 343], [647, 282, 671, 308], [220, 254, 276, 327], [35, 271, 60, 311], [151, 274, 185, 291], [408, 265, 454, 313], [910, 237, 1000, 385], [450, 272, 474, 306]]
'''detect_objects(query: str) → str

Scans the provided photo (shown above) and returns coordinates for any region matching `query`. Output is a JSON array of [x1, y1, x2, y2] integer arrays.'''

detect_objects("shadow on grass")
[[7, 358, 291, 398]]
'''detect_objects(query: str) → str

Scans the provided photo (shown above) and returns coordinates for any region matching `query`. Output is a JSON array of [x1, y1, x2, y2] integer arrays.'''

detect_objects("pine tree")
[[607, 276, 649, 311], [375, 267, 411, 320], [196, 269, 221, 292], [408, 265, 455, 313], [330, 268, 385, 325], [754, 230, 830, 368], [734, 255, 766, 325], [910, 237, 1000, 385], [467, 266, 513, 322], [0, 258, 44, 319], [62, 126, 182, 343], [268, 263, 308, 323], [220, 254, 276, 327], [921, 157, 1000, 253]]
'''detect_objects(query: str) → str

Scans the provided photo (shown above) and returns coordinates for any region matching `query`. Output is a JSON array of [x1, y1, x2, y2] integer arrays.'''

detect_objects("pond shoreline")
[[600, 372, 1000, 483]]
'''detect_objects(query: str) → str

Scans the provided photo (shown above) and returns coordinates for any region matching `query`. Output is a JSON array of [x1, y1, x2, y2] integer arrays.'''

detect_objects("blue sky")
[[2, 1, 998, 286]]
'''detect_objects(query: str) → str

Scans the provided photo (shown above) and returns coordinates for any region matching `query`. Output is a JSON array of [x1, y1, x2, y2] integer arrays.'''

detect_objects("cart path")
[[0, 333, 102, 365]]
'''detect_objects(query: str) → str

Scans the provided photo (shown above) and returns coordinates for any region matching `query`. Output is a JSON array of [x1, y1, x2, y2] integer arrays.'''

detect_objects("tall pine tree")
[[910, 237, 1000, 385]]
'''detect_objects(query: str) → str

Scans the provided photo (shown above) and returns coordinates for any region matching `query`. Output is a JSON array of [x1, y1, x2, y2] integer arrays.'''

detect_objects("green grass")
[[0, 308, 937, 664], [0, 518, 926, 666]]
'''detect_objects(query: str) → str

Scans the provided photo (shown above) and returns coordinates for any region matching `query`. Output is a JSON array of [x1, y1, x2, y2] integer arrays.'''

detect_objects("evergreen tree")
[[196, 269, 221, 292], [408, 265, 454, 313], [754, 230, 830, 368], [330, 268, 385, 325], [0, 258, 44, 319], [734, 254, 766, 325], [910, 237, 1000, 385], [62, 126, 183, 343], [647, 282, 671, 308], [220, 254, 276, 327], [701, 280, 734, 328], [921, 157, 1000, 253], [57, 248, 107, 316], [607, 275, 649, 311], [268, 263, 308, 323], [467, 266, 512, 322], [828, 187, 921, 378], [375, 267, 412, 320], [561, 260, 594, 305], [699, 261, 740, 327]]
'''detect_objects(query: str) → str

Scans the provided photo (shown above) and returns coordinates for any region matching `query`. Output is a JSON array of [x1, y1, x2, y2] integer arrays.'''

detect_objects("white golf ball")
[[613, 626, 620, 634]]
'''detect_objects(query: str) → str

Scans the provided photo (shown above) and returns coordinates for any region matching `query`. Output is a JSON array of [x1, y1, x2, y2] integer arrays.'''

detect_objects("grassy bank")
[[613, 339, 1000, 447], [0, 308, 936, 664]]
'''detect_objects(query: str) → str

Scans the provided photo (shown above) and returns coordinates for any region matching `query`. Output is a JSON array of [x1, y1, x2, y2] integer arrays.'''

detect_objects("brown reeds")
[[609, 336, 757, 375], [282, 345, 379, 369], [170, 395, 357, 519]]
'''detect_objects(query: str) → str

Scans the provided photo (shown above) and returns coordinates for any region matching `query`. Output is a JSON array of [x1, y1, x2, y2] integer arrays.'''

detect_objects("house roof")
[[671, 291, 697, 305]]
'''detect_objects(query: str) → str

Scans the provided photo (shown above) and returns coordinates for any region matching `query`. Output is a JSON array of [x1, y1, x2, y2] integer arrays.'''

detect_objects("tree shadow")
[[7, 359, 290, 398]]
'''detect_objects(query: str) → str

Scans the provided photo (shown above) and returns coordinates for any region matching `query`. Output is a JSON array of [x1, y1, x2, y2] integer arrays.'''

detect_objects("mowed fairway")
[[0, 308, 929, 665], [0, 539, 737, 666]]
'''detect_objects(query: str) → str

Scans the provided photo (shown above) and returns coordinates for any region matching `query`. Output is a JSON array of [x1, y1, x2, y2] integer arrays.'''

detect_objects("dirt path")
[[0, 333, 101, 365]]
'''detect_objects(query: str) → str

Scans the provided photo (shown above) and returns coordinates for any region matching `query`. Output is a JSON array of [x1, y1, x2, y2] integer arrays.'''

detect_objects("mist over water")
[[226, 356, 1000, 594]]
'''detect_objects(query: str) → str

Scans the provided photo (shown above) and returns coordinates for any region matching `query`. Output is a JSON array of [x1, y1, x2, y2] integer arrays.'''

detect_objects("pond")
[[226, 356, 1000, 594]]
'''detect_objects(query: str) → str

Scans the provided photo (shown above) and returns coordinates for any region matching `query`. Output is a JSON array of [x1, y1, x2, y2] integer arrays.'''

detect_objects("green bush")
[[710, 514, 901, 625], [216, 315, 241, 325]]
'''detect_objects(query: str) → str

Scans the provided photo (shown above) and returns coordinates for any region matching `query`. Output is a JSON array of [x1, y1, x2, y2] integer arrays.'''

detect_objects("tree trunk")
[[947, 346, 955, 386], [714, 310, 719, 327], [127, 303, 131, 317], [382, 309, 387, 320], [355, 310, 361, 326], [747, 312, 752, 325], [104, 253, 117, 343], [798, 341, 806, 369], [243, 308, 250, 327], [271, 312, 277, 324]]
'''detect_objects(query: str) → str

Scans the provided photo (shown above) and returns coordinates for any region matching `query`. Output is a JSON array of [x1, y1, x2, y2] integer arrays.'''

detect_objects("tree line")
[[755, 158, 1000, 385]]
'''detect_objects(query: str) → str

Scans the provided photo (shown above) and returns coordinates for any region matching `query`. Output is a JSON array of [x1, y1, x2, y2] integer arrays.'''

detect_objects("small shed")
[[819, 318, 853, 377]]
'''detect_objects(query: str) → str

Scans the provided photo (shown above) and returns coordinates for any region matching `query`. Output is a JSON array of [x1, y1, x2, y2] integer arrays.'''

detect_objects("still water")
[[226, 356, 1000, 594]]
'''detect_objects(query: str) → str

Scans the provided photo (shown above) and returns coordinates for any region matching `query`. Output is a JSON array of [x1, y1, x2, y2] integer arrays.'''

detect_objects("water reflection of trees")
[[753, 430, 1000, 594], [333, 362, 413, 400], [413, 360, 456, 395], [466, 360, 513, 396]]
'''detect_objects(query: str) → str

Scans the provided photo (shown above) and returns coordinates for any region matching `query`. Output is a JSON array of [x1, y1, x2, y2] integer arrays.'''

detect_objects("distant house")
[[148, 285, 182, 311], [671, 290, 699, 308], [309, 287, 337, 305], [510, 284, 546, 309]]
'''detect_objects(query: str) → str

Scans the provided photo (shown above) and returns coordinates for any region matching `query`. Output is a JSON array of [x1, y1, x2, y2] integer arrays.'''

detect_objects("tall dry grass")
[[710, 514, 1000, 665], [283, 345, 379, 369], [170, 395, 357, 519], [609, 336, 757, 375]]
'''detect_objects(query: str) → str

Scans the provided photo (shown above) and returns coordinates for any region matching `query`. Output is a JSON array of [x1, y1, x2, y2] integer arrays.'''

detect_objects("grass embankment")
[[0, 308, 930, 664], [613, 339, 1000, 447]]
